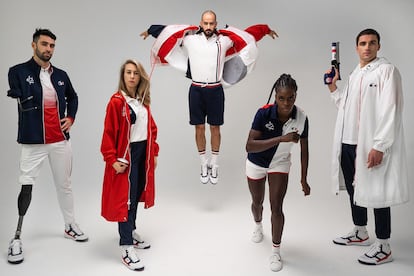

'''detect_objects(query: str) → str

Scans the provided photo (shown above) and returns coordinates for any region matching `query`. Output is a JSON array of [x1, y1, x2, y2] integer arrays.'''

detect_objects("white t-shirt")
[[122, 91, 148, 142], [183, 32, 233, 83]]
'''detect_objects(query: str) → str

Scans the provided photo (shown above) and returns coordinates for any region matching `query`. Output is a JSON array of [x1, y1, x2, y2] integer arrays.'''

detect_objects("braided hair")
[[266, 74, 298, 104]]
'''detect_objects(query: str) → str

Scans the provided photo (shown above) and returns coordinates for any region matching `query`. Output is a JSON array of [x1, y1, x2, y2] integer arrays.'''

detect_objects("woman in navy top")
[[245, 74, 311, 272]]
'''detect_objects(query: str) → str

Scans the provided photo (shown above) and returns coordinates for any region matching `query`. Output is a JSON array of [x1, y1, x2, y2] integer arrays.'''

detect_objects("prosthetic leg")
[[8, 185, 32, 264], [15, 185, 33, 239]]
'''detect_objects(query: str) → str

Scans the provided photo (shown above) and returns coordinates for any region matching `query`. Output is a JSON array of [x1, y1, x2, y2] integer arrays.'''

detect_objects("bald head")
[[201, 10, 217, 21]]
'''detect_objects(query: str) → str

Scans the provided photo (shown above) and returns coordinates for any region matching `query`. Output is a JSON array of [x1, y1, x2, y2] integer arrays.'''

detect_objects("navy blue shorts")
[[188, 84, 225, 125]]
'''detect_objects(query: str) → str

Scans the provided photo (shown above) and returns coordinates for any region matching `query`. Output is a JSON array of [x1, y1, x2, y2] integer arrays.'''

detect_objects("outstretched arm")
[[267, 29, 278, 39], [140, 25, 166, 39], [245, 24, 278, 41]]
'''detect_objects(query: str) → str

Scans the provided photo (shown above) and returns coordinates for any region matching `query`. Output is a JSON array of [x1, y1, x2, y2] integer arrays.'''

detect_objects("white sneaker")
[[132, 231, 151, 249], [251, 224, 264, 243], [8, 238, 24, 264], [358, 240, 393, 265], [200, 163, 209, 184], [333, 227, 370, 246], [64, 223, 89, 242], [209, 164, 219, 185], [269, 253, 283, 272], [121, 245, 145, 271]]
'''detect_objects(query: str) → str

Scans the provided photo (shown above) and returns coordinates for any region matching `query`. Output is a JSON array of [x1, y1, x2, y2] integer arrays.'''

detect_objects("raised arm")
[[140, 25, 166, 39], [244, 24, 278, 41]]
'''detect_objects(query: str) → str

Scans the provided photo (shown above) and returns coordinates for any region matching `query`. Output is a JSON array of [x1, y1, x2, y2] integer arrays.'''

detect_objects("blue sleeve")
[[148, 25, 166, 38], [63, 73, 78, 119], [300, 117, 309, 138], [251, 109, 264, 131], [7, 67, 22, 98]]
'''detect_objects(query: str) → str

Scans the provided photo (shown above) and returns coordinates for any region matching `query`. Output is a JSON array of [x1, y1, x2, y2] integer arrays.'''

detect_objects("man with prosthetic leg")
[[7, 28, 88, 264]]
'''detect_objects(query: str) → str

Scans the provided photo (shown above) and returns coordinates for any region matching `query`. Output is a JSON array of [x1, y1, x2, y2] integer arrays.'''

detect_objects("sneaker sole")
[[8, 258, 24, 265], [134, 244, 151, 250], [64, 233, 89, 242], [358, 256, 393, 265], [122, 260, 145, 271], [333, 239, 371, 246]]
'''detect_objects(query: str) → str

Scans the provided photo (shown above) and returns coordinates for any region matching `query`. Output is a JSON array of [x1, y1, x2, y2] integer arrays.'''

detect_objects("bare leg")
[[248, 177, 266, 223], [268, 173, 289, 245], [195, 124, 206, 152], [210, 125, 221, 152]]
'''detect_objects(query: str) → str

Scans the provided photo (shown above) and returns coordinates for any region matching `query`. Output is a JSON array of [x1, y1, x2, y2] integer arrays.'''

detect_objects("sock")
[[355, 225, 367, 232], [272, 243, 280, 254], [199, 150, 208, 165], [210, 151, 219, 166], [254, 221, 263, 231], [377, 238, 389, 245]]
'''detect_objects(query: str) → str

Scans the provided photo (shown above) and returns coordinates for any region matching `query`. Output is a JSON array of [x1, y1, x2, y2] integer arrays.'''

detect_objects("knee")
[[270, 202, 283, 216], [210, 125, 220, 134]]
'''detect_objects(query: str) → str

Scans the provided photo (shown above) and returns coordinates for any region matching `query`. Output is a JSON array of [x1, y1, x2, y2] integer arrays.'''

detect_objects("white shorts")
[[245, 159, 290, 180]]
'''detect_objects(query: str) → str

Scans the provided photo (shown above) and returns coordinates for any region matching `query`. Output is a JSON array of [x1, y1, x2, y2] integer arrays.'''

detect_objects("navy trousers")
[[119, 141, 147, 245], [340, 144, 391, 239]]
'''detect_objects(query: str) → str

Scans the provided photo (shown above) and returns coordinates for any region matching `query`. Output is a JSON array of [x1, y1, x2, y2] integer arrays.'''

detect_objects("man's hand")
[[268, 29, 278, 39], [140, 31, 149, 40], [367, 148, 384, 168], [326, 67, 339, 92], [60, 117, 73, 132]]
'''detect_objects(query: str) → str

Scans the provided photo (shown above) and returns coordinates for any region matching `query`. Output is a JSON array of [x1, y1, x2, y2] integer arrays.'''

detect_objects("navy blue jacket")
[[7, 58, 78, 144]]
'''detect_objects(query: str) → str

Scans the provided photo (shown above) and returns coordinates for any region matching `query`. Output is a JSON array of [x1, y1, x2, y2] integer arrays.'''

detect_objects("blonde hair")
[[118, 59, 151, 106]]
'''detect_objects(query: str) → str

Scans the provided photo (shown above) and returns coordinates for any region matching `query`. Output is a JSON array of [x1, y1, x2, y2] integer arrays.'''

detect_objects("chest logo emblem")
[[26, 75, 34, 85], [265, 121, 274, 131]]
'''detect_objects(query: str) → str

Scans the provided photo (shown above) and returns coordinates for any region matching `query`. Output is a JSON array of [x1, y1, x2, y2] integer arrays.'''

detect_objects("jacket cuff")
[[7, 88, 22, 98]]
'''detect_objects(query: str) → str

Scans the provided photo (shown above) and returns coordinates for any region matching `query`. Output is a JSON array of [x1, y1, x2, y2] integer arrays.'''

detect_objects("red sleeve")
[[100, 98, 120, 165], [244, 24, 271, 42], [150, 114, 159, 156]]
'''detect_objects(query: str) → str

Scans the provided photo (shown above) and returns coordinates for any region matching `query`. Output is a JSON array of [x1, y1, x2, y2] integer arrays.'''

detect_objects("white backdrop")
[[0, 1, 413, 275]]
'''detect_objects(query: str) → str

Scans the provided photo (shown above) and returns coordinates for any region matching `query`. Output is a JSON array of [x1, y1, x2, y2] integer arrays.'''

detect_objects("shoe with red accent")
[[121, 245, 145, 271], [333, 227, 370, 246], [64, 223, 88, 242], [358, 241, 393, 265]]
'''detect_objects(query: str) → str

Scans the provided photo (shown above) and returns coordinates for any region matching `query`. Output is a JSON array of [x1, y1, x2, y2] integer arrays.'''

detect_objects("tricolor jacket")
[[101, 92, 159, 222], [7, 57, 78, 144]]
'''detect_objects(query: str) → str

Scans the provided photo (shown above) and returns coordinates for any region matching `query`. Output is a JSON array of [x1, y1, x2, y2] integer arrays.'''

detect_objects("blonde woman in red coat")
[[101, 59, 159, 271]]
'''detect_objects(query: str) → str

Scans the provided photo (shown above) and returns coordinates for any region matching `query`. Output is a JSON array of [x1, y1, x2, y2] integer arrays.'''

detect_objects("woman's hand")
[[112, 161, 128, 174]]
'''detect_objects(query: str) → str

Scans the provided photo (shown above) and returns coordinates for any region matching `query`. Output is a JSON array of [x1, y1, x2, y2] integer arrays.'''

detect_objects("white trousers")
[[19, 140, 75, 224]]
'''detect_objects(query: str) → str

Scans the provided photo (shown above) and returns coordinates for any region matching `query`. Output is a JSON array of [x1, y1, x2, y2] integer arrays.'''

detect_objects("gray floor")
[[1, 160, 413, 276]]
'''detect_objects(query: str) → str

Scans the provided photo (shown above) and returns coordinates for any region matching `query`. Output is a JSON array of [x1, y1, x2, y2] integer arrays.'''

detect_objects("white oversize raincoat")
[[331, 57, 409, 208]]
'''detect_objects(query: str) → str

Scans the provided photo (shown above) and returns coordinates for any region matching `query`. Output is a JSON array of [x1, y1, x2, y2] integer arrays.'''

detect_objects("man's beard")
[[203, 28, 215, 37], [35, 49, 52, 62]]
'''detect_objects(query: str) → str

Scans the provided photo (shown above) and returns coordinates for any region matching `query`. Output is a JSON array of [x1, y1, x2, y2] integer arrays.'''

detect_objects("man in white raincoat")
[[325, 28, 408, 266]]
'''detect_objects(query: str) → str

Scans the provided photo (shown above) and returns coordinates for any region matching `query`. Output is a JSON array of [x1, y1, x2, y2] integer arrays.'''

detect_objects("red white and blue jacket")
[[101, 92, 159, 222], [7, 58, 78, 144], [147, 24, 272, 86]]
